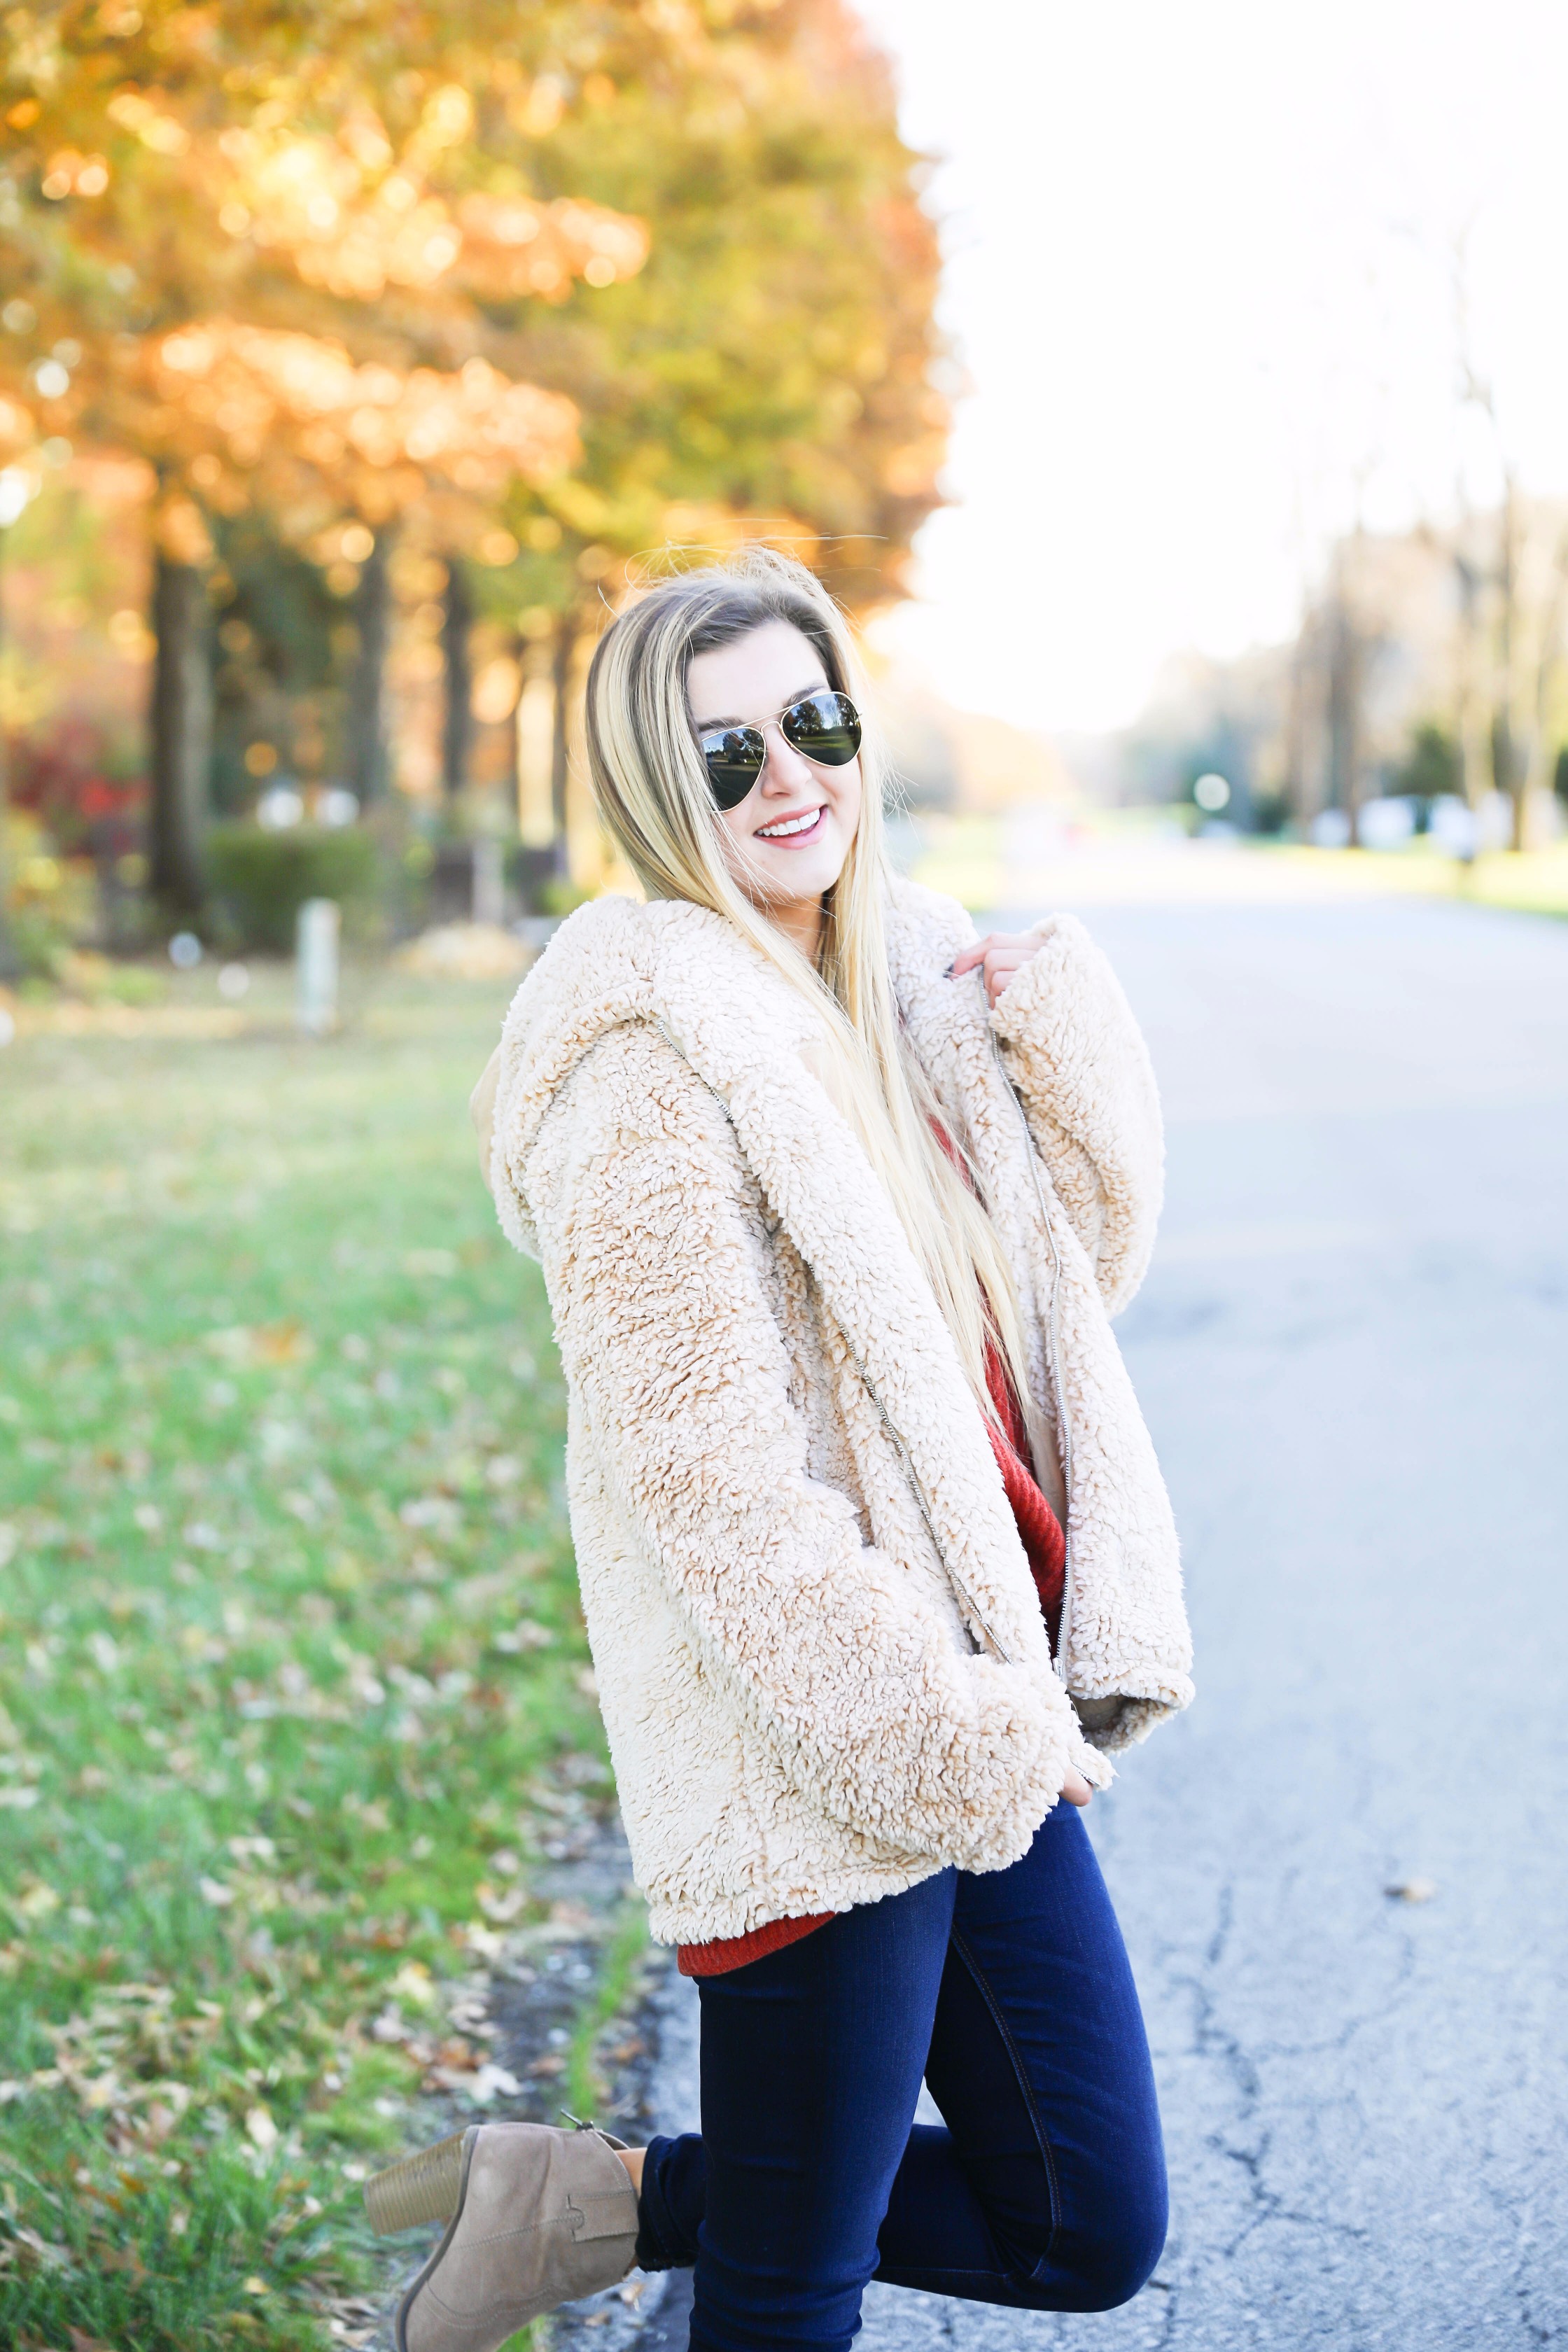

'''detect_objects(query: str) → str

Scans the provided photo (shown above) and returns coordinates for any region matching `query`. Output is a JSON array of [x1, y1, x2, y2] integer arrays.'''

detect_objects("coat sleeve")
[[525, 1028, 1092, 1875], [989, 914, 1164, 1315]]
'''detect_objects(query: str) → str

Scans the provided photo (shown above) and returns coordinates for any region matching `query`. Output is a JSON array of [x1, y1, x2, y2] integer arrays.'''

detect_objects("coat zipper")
[[986, 1021, 1076, 1670], [815, 1291, 1016, 1667], [652, 1018, 1017, 1667]]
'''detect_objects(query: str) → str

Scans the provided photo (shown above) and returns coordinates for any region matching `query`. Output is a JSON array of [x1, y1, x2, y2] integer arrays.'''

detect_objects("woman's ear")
[[470, 1045, 502, 1194]]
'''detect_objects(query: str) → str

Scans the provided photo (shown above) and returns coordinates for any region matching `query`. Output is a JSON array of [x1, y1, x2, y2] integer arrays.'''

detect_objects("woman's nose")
[[758, 720, 813, 792]]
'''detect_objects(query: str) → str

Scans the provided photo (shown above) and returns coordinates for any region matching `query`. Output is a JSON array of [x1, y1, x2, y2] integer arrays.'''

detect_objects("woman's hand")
[[1060, 1768, 1093, 1808], [948, 932, 1042, 1009]]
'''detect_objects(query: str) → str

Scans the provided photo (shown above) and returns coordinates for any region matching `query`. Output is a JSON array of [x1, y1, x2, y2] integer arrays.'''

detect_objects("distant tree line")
[[1124, 497, 1568, 851]]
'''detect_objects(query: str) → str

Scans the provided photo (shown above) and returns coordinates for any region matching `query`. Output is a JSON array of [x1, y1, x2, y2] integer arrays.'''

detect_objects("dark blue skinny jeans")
[[634, 1803, 1167, 2352]]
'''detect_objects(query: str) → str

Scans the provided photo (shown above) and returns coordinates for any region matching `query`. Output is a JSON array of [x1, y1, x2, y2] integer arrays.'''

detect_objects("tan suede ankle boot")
[[364, 2119, 640, 2352]]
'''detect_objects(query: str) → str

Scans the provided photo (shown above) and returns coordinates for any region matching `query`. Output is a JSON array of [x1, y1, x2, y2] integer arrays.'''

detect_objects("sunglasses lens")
[[699, 694, 860, 808], [781, 692, 861, 766], [701, 727, 766, 809]]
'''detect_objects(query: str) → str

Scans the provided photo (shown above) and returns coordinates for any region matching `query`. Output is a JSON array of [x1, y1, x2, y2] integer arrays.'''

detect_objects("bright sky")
[[853, 0, 1568, 733]]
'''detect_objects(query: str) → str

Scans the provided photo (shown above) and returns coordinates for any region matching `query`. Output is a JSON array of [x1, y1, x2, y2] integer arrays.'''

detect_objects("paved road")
[[638, 893, 1568, 2352], [862, 893, 1568, 2351]]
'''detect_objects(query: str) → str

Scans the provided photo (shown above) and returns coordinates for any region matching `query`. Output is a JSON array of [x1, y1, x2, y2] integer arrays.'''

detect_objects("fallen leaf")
[[457, 1921, 504, 1959], [404, 1249, 458, 1277], [491, 1621, 554, 1654], [399, 1494, 462, 1536], [1385, 1876, 1438, 1905], [468, 2062, 522, 2104], [13, 2222, 74, 2271], [388, 1961, 436, 2009], [208, 1322, 312, 1365], [96, 2241, 147, 2281]]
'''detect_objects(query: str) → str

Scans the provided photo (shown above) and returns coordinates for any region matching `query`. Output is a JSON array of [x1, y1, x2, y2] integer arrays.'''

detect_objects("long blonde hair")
[[583, 547, 1033, 1436]]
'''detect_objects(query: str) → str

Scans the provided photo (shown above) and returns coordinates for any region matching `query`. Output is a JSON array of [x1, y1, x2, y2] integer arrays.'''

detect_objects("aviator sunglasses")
[[698, 689, 862, 811]]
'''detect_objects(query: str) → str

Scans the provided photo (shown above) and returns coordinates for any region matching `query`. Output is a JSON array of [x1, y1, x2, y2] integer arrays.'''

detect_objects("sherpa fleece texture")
[[487, 878, 1192, 1946]]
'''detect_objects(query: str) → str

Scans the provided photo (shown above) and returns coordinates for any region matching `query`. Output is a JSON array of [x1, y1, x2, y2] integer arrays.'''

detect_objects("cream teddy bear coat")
[[487, 878, 1193, 1947]]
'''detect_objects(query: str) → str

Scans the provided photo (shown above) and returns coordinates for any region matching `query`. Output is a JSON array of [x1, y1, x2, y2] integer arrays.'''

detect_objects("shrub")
[[1393, 722, 1462, 804], [204, 823, 379, 952], [3, 812, 97, 976], [1249, 788, 1292, 837], [538, 874, 594, 918]]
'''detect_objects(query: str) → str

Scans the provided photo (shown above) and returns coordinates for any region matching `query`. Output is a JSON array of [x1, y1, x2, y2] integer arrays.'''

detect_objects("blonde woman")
[[365, 551, 1193, 2352]]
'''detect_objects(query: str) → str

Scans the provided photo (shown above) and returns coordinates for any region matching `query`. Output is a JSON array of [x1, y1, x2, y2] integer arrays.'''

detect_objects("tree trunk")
[[440, 559, 473, 806], [1326, 592, 1362, 843], [1283, 626, 1309, 829], [349, 529, 393, 806], [1452, 549, 1485, 817], [1495, 480, 1524, 850], [149, 553, 211, 916], [514, 633, 556, 845], [0, 524, 18, 978], [1522, 528, 1568, 822], [548, 618, 576, 878]]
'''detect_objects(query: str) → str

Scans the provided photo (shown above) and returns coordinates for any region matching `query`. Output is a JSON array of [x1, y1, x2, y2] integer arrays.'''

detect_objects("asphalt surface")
[[649, 894, 1568, 2352]]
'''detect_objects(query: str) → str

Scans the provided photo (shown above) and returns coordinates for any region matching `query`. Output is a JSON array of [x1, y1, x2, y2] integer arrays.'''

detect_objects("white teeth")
[[757, 808, 822, 839]]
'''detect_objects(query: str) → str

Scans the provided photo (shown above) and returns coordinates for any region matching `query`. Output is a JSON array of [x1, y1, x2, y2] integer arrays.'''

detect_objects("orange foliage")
[[0, 27, 648, 538], [131, 323, 578, 505], [209, 115, 647, 304], [456, 194, 649, 301]]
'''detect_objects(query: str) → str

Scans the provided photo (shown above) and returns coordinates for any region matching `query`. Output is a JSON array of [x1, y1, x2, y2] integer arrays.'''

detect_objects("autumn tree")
[[524, 0, 949, 603], [0, 1, 645, 906], [2, 1, 951, 903], [459, 0, 952, 871]]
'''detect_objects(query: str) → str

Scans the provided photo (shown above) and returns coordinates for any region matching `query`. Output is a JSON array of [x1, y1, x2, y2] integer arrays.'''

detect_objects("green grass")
[[903, 811, 1568, 916], [563, 1900, 655, 2127], [0, 963, 615, 2348]]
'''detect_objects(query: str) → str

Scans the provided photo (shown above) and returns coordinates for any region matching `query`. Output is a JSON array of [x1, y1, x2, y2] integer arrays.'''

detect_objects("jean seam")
[[947, 1923, 1063, 2269], [874, 2262, 1054, 2307]]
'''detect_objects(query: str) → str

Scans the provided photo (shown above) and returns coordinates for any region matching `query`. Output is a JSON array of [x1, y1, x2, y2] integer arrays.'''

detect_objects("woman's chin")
[[744, 839, 847, 905]]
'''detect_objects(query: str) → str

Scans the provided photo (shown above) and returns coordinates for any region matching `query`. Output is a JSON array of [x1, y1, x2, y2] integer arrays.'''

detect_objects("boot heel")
[[364, 2129, 472, 2235]]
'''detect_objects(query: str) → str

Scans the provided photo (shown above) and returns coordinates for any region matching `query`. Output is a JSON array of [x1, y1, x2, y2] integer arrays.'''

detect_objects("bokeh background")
[[2, 5, 1566, 2349]]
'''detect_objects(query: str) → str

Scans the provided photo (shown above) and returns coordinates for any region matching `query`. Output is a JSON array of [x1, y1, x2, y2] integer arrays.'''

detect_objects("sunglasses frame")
[[697, 689, 862, 811]]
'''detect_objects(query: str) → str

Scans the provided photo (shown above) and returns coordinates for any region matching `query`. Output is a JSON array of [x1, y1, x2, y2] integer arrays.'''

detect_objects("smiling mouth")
[[755, 806, 826, 842]]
